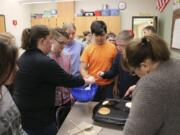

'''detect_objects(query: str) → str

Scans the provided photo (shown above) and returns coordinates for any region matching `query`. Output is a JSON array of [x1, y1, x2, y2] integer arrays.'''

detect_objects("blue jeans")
[[24, 122, 57, 135]]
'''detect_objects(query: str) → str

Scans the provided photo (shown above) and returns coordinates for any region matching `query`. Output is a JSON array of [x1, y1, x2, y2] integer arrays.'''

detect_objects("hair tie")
[[141, 37, 150, 47]]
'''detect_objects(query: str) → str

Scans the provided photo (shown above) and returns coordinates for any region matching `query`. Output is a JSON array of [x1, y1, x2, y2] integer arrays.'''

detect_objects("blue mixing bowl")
[[71, 84, 98, 102]]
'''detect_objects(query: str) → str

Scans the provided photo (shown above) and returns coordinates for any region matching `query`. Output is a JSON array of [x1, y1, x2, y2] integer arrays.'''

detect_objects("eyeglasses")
[[87, 34, 92, 37], [55, 39, 66, 45], [67, 32, 75, 36], [116, 43, 127, 47], [54, 39, 66, 49], [116, 41, 128, 46], [108, 39, 115, 42]]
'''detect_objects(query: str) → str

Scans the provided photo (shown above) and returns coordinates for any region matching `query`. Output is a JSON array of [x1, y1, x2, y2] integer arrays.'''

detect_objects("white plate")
[[102, 100, 110, 105], [125, 102, 132, 108]]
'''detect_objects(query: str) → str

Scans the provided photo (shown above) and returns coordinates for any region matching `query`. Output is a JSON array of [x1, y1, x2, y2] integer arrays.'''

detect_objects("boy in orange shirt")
[[80, 20, 117, 101]]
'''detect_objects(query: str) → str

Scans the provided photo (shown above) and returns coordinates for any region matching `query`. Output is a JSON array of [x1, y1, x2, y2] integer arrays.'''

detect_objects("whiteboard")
[[171, 8, 180, 49], [172, 19, 180, 49]]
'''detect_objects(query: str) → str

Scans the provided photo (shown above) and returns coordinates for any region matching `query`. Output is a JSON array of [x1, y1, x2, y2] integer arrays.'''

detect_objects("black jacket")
[[14, 49, 84, 129], [102, 53, 139, 98]]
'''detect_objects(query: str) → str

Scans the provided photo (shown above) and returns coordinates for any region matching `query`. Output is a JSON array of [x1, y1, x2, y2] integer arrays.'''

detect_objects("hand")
[[70, 94, 75, 104], [84, 76, 96, 85], [97, 71, 104, 78], [124, 85, 136, 97], [113, 85, 119, 96]]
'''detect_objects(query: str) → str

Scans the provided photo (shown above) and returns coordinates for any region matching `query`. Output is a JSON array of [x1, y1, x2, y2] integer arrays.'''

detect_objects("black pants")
[[55, 101, 71, 129], [24, 121, 57, 135], [93, 82, 114, 102]]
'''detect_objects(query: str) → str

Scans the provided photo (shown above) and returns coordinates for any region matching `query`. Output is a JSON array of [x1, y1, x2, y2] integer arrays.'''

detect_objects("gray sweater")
[[0, 86, 26, 135], [124, 59, 180, 135]]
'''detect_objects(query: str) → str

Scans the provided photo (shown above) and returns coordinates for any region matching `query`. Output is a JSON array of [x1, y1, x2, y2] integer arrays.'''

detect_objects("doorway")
[[132, 16, 157, 38], [0, 15, 6, 32]]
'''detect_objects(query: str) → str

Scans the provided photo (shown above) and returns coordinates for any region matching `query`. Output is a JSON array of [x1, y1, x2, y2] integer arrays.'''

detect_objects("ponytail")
[[21, 25, 50, 51], [21, 28, 31, 50]]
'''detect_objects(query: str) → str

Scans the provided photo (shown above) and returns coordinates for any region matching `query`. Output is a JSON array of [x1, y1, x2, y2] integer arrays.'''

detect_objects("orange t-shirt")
[[80, 42, 117, 85]]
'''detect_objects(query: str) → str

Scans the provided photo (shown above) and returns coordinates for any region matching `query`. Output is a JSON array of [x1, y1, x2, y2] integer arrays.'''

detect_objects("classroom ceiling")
[[19, 0, 84, 4]]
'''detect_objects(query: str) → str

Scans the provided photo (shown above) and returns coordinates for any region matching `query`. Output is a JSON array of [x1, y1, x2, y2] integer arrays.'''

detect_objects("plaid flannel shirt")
[[50, 52, 72, 106]]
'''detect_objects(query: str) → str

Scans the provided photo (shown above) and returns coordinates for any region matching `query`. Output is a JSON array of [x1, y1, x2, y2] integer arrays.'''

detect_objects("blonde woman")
[[50, 28, 73, 128]]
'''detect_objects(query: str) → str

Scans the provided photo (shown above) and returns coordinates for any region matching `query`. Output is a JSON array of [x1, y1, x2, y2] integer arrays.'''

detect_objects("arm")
[[80, 62, 96, 84], [124, 85, 136, 97], [112, 76, 119, 96], [80, 42, 84, 56], [100, 53, 120, 79], [80, 45, 90, 78], [40, 58, 85, 88], [80, 61, 89, 78]]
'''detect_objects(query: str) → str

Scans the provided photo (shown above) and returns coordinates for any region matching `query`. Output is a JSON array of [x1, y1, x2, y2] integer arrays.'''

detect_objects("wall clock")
[[118, 1, 127, 10]]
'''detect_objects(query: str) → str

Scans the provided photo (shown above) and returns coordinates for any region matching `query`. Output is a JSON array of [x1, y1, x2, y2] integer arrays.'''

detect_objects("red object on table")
[[94, 10, 102, 16]]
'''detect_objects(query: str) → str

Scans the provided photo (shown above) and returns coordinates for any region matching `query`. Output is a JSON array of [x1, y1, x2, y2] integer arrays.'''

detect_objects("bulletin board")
[[171, 8, 180, 49]]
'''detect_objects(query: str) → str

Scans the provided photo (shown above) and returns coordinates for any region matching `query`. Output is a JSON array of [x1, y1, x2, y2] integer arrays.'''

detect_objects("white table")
[[57, 102, 123, 135]]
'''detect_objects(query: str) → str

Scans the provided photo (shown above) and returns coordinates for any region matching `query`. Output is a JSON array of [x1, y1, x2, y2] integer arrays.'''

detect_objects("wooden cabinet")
[[48, 17, 57, 28], [31, 16, 121, 36], [57, 2, 75, 18], [74, 17, 88, 35], [74, 17, 96, 35], [57, 16, 74, 27], [31, 17, 58, 28], [56, 2, 75, 27], [74, 16, 121, 35], [103, 16, 121, 35], [31, 17, 74, 28], [31, 18, 49, 26], [31, 2, 120, 35], [31, 2, 75, 28]]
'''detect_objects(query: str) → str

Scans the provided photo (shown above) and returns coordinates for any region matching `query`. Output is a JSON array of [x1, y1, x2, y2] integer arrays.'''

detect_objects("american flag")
[[156, 0, 170, 12]]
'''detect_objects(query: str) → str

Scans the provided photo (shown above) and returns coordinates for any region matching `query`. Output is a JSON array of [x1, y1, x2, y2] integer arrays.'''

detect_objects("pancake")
[[98, 107, 110, 115]]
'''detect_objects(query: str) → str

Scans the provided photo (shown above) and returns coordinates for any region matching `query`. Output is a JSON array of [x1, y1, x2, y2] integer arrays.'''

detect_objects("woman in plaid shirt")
[[49, 28, 74, 129]]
